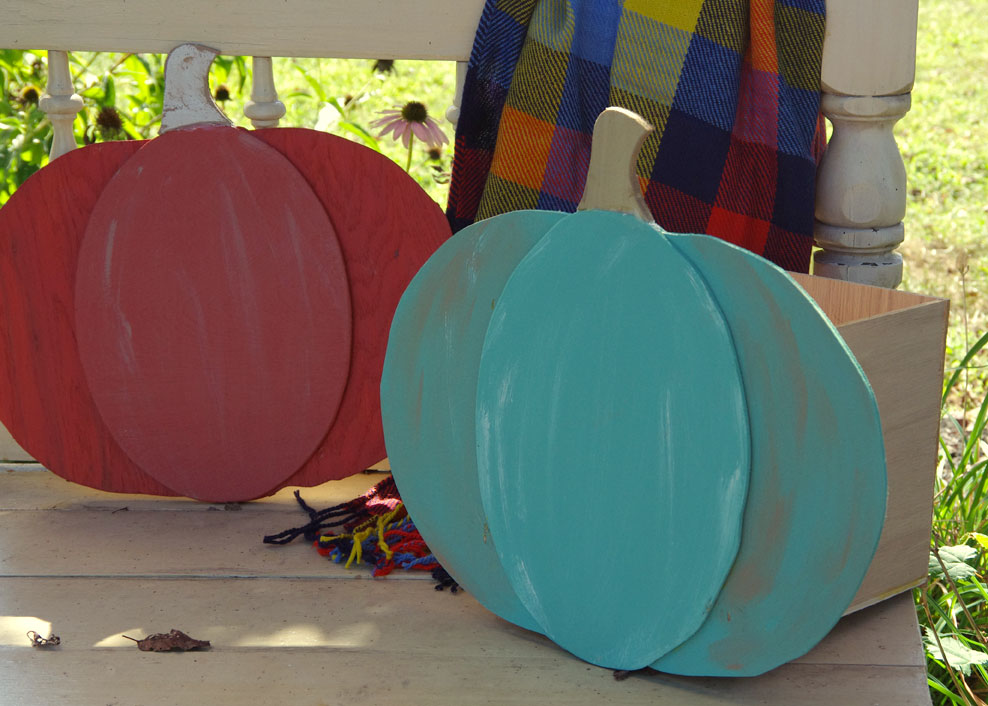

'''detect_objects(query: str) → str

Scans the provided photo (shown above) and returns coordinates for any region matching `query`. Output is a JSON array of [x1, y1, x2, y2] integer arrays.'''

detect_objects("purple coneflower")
[[19, 85, 40, 106], [371, 59, 396, 75], [371, 101, 448, 172], [213, 84, 231, 103], [95, 106, 124, 137]]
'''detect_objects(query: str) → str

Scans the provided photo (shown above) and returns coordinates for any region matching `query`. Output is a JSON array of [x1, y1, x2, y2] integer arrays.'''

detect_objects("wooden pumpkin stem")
[[577, 107, 653, 223], [160, 43, 234, 134]]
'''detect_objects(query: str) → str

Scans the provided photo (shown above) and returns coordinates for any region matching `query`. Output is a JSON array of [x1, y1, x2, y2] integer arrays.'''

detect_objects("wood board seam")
[[0, 573, 432, 581], [0, 647, 929, 670]]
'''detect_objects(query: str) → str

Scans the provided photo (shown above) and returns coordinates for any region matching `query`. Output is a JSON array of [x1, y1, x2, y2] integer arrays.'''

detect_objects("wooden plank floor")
[[0, 466, 931, 705]]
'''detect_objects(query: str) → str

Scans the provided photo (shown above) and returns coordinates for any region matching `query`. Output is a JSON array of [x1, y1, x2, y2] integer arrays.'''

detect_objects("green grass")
[[898, 0, 988, 410], [893, 5, 988, 700]]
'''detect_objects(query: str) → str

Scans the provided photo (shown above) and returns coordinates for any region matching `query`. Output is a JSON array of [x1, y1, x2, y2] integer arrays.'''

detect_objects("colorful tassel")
[[263, 475, 460, 592]]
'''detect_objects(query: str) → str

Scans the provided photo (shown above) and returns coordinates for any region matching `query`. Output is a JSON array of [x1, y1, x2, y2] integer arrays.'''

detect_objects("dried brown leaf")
[[123, 629, 210, 652]]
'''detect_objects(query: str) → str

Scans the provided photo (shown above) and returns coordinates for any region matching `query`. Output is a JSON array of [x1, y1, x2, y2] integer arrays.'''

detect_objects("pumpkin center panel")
[[475, 211, 750, 669], [74, 126, 352, 501]]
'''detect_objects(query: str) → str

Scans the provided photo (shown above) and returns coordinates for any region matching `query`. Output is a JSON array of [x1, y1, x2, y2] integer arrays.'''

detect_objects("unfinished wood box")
[[790, 273, 950, 612]]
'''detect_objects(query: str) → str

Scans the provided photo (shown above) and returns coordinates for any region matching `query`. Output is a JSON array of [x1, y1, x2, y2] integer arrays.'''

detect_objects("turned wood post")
[[245, 56, 286, 128], [813, 0, 919, 288], [39, 50, 83, 160], [446, 61, 468, 126]]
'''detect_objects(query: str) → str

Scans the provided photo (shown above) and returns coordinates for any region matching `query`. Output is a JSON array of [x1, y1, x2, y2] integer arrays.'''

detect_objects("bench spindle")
[[39, 49, 83, 160], [245, 56, 285, 128], [813, 0, 919, 288]]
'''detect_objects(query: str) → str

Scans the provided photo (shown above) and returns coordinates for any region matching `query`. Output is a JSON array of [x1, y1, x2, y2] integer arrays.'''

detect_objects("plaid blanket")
[[446, 0, 826, 272]]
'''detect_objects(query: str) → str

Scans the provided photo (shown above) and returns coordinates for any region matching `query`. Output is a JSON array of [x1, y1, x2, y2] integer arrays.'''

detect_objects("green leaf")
[[335, 121, 382, 152], [210, 55, 232, 84], [932, 545, 980, 580], [924, 627, 988, 676], [943, 330, 988, 408], [926, 673, 969, 705], [102, 74, 116, 108], [966, 532, 988, 552], [292, 64, 328, 103]]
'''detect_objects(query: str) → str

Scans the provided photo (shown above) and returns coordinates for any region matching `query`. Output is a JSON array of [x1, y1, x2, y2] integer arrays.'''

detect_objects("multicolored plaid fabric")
[[446, 0, 826, 272]]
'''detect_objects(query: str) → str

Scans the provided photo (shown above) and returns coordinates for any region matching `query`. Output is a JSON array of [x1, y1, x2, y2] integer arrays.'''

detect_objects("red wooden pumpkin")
[[0, 44, 451, 501]]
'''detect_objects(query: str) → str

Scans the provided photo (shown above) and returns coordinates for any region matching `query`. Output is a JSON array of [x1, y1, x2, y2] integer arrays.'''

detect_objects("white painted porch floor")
[[0, 465, 930, 705]]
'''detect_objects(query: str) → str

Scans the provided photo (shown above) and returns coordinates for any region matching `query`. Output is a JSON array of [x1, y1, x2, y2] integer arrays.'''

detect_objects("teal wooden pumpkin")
[[381, 108, 887, 675]]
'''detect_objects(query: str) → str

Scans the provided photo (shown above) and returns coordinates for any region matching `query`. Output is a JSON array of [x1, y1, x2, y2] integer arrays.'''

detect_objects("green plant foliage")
[[898, 0, 988, 414], [272, 57, 454, 204], [0, 50, 51, 204], [925, 629, 988, 677], [933, 546, 981, 582], [920, 326, 988, 704], [0, 52, 455, 208]]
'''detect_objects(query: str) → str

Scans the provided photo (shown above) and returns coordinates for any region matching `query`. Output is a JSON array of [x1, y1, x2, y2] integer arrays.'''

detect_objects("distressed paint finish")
[[158, 44, 232, 133], [813, 1, 919, 287], [651, 234, 887, 676], [0, 465, 934, 704], [75, 126, 352, 502], [381, 210, 565, 633], [475, 210, 750, 670], [0, 130, 449, 500], [378, 106, 890, 674], [0, 141, 174, 496], [257, 128, 452, 491]]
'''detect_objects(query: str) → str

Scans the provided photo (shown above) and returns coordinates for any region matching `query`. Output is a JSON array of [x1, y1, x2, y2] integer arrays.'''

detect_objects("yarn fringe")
[[262, 474, 460, 592], [262, 474, 403, 545]]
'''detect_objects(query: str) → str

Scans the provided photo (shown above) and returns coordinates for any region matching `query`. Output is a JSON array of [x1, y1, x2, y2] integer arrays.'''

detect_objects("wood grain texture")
[[0, 578, 926, 664], [790, 271, 940, 326], [4, 0, 914, 101], [840, 299, 949, 612], [790, 272, 949, 610], [0, 649, 932, 706], [821, 0, 919, 96], [75, 126, 352, 502], [0, 465, 386, 512], [2, 0, 485, 59], [381, 210, 566, 634], [254, 128, 451, 492], [0, 128, 448, 499], [0, 470, 932, 705], [476, 211, 750, 670], [653, 234, 887, 677], [0, 471, 408, 579], [159, 44, 232, 132], [0, 140, 176, 496], [0, 508, 436, 579], [0, 579, 930, 705], [577, 108, 652, 221]]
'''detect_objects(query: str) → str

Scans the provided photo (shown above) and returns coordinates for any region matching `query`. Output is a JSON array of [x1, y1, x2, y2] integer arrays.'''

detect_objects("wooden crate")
[[791, 273, 949, 612]]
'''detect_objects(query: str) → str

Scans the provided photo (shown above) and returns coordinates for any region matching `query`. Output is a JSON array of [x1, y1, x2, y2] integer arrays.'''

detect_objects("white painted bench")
[[2, 0, 918, 288], [0, 3, 935, 704]]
